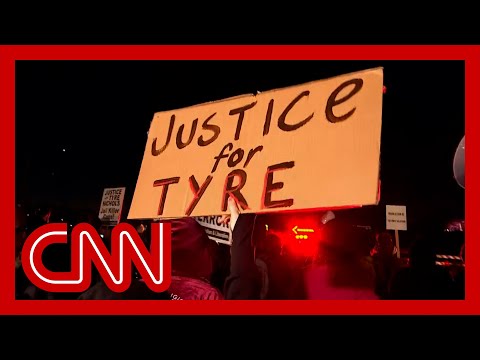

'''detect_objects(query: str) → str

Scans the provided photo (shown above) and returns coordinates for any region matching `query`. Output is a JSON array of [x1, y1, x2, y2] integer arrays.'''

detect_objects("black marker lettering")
[[325, 78, 363, 123], [278, 91, 313, 132]]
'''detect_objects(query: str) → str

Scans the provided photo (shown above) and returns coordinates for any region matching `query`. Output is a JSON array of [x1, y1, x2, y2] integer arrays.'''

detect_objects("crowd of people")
[[15, 196, 465, 300]]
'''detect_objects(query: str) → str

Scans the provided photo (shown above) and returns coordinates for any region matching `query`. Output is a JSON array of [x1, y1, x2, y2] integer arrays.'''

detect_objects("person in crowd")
[[77, 218, 166, 300], [303, 217, 379, 300], [254, 232, 304, 299], [254, 256, 269, 300], [371, 231, 401, 299], [388, 224, 456, 299], [79, 216, 223, 300], [222, 196, 262, 300], [222, 198, 377, 300], [166, 217, 224, 300]]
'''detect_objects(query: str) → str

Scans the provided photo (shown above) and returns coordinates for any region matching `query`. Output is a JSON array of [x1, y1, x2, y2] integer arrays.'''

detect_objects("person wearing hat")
[[166, 217, 224, 300]]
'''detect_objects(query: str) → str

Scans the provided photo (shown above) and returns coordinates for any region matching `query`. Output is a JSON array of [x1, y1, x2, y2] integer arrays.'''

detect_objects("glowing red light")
[[278, 214, 325, 258]]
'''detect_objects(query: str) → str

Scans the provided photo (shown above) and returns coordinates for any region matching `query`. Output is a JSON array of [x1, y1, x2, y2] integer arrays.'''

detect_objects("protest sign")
[[129, 67, 384, 219], [195, 215, 232, 245], [99, 187, 126, 224]]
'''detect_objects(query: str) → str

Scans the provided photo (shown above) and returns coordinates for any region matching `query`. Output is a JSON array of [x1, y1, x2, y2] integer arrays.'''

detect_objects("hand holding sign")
[[220, 196, 241, 231]]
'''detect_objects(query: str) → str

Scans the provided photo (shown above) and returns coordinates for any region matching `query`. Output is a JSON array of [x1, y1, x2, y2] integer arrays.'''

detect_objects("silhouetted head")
[[319, 219, 372, 262], [375, 231, 395, 257], [409, 227, 437, 269], [170, 217, 214, 280], [256, 232, 283, 260]]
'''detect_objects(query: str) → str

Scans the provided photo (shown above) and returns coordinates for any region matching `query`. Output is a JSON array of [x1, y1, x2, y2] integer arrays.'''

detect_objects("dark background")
[[15, 60, 465, 236]]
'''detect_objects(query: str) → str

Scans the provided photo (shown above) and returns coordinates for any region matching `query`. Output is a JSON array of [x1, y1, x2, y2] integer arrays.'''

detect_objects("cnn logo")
[[21, 222, 171, 293]]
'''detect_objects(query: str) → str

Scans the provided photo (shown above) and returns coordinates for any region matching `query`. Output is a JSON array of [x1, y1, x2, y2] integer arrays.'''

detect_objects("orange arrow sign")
[[292, 226, 314, 235]]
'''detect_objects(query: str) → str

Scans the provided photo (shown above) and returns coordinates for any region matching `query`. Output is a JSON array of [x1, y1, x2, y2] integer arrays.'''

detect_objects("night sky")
[[15, 60, 465, 230]]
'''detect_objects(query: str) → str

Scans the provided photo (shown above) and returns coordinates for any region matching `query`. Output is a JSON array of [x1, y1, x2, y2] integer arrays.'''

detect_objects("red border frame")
[[1, 45, 476, 315]]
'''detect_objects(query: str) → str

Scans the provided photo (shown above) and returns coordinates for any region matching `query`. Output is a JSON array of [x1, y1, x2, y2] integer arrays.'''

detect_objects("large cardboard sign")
[[129, 67, 384, 219]]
